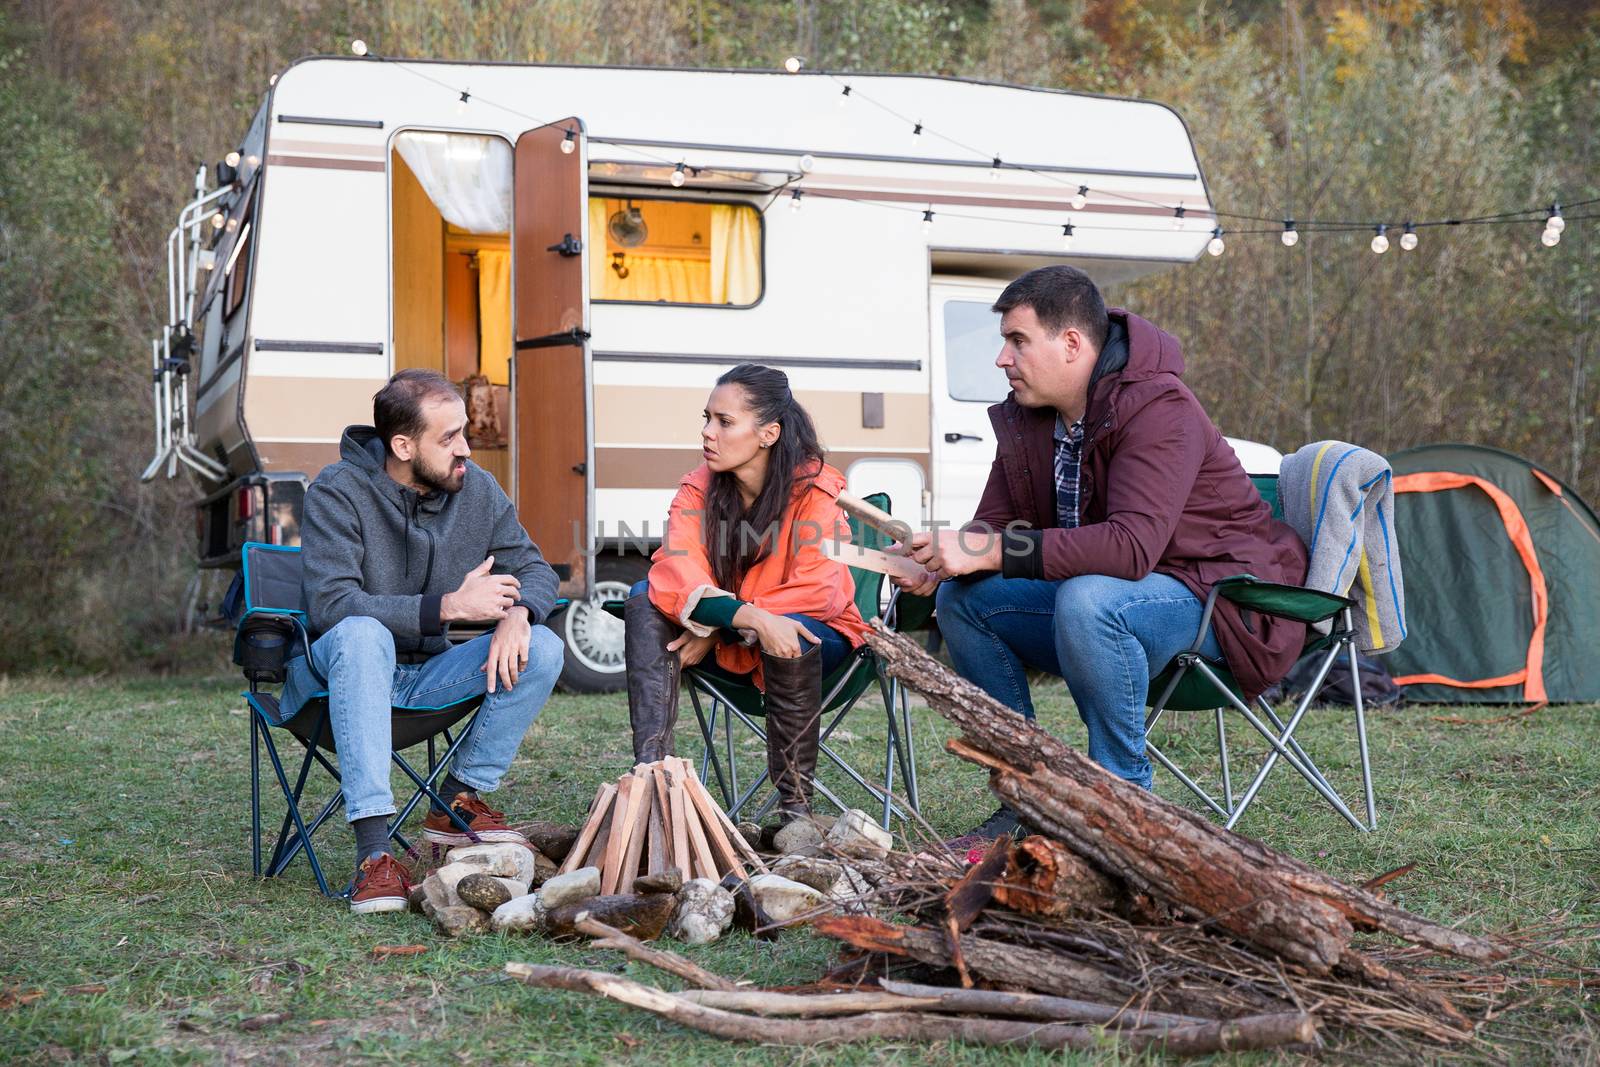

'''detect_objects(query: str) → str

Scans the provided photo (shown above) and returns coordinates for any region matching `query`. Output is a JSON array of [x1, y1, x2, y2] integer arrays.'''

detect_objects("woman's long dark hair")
[[703, 364, 825, 591]]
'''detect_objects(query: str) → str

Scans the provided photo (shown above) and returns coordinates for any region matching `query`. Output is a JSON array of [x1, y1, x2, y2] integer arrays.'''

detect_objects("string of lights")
[[334, 41, 1589, 255]]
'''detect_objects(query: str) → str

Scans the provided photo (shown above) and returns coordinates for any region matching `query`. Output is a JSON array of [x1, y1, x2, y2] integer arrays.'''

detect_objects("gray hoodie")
[[301, 425, 559, 655]]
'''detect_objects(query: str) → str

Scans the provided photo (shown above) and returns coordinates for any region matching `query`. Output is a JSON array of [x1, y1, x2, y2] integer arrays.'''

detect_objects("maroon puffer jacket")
[[969, 308, 1308, 700]]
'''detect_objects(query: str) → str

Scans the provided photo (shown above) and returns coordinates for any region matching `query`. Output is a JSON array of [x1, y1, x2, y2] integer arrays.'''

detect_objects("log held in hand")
[[862, 624, 1505, 976]]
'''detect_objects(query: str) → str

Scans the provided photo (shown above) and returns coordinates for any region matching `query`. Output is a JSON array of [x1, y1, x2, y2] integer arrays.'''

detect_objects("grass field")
[[1, 657, 1596, 1065]]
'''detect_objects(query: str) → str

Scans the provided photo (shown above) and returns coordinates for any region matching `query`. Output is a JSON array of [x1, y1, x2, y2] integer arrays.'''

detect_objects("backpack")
[[1270, 649, 1405, 708]]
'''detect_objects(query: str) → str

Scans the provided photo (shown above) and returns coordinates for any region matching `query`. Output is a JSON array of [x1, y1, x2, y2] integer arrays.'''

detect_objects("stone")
[[825, 809, 892, 861], [770, 855, 844, 895], [546, 893, 677, 941], [772, 818, 825, 856], [632, 869, 683, 895], [490, 893, 547, 934], [748, 873, 827, 925], [515, 821, 581, 864], [446, 843, 537, 885], [669, 879, 735, 945], [433, 905, 490, 937], [457, 872, 513, 912], [736, 822, 763, 851], [421, 871, 462, 913], [537, 866, 600, 909], [528, 850, 558, 888], [406, 882, 428, 914], [721, 873, 778, 940]]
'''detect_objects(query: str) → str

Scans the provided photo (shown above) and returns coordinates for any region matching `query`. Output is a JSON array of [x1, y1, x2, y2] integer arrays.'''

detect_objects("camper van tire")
[[553, 555, 649, 693]]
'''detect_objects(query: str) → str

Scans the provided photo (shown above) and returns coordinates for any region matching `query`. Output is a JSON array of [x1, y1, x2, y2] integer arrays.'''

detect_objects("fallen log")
[[994, 835, 1122, 919], [875, 978, 1208, 1029], [864, 625, 1504, 976], [812, 914, 1133, 1003], [504, 962, 1317, 1055], [574, 916, 737, 992]]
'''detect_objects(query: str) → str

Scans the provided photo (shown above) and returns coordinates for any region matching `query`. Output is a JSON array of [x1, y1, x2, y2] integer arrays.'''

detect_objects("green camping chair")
[[685, 492, 931, 829], [1143, 475, 1378, 832]]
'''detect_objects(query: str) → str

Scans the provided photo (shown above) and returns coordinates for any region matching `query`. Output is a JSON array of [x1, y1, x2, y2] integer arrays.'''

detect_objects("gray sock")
[[431, 773, 473, 815], [353, 815, 392, 867]]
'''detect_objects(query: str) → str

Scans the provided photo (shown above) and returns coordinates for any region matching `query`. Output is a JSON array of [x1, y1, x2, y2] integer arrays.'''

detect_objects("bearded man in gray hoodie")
[[279, 368, 564, 914]]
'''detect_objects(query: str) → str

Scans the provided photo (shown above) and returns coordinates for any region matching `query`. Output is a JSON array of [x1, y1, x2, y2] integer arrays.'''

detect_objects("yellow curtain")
[[588, 199, 609, 298], [709, 204, 761, 305], [600, 253, 710, 303], [476, 248, 512, 385]]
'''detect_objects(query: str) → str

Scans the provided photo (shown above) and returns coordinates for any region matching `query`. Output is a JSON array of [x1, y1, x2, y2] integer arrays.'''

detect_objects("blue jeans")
[[626, 581, 851, 678], [281, 616, 564, 822], [935, 572, 1221, 789]]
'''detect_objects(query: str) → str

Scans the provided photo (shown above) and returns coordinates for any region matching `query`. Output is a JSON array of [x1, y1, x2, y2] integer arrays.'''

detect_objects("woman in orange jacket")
[[624, 363, 870, 824]]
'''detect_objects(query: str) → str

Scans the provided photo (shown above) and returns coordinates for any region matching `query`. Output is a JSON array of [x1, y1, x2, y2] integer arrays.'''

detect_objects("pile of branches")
[[501, 624, 1590, 1057]]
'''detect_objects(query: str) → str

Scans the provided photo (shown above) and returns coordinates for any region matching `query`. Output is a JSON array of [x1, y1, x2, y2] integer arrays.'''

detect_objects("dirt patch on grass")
[[161, 990, 453, 1064]]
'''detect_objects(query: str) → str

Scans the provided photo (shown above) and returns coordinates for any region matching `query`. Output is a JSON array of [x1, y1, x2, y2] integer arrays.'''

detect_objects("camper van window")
[[588, 196, 762, 307], [224, 188, 256, 319], [943, 300, 1009, 403]]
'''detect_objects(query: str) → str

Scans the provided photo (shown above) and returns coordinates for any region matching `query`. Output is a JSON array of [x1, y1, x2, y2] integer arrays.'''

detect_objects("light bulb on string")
[[921, 208, 935, 235], [1207, 227, 1225, 257], [838, 85, 852, 107], [210, 212, 226, 230], [226, 217, 239, 233], [224, 151, 241, 168], [1281, 220, 1299, 247], [1061, 222, 1074, 249], [1546, 205, 1565, 234], [784, 56, 803, 73], [789, 188, 803, 212], [989, 156, 1002, 182], [798, 154, 815, 173], [246, 154, 260, 168], [911, 122, 923, 147], [560, 128, 576, 154], [1071, 185, 1088, 211], [1542, 226, 1561, 248], [350, 39, 368, 56], [670, 162, 687, 188], [268, 73, 278, 86], [456, 90, 470, 115], [1171, 205, 1186, 229], [1370, 224, 1389, 254], [1400, 222, 1418, 251]]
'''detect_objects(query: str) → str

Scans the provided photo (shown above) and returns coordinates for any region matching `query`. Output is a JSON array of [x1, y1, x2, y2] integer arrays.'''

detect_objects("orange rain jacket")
[[647, 461, 871, 687]]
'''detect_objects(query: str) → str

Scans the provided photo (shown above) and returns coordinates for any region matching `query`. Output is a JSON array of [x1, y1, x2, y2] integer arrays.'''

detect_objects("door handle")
[[571, 462, 587, 476], [943, 432, 983, 443]]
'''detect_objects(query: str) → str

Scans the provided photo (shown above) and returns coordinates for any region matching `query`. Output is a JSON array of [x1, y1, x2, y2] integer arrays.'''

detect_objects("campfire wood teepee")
[[558, 757, 768, 891]]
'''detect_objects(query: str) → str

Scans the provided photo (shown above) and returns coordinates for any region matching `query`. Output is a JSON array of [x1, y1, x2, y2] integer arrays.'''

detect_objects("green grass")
[[0, 661, 1596, 1065]]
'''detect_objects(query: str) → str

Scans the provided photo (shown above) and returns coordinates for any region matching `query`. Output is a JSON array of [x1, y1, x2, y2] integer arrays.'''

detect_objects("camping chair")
[[1142, 476, 1378, 833], [233, 542, 489, 897]]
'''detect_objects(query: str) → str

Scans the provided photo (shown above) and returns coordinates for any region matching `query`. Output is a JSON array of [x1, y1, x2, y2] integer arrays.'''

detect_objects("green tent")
[[1386, 444, 1600, 704]]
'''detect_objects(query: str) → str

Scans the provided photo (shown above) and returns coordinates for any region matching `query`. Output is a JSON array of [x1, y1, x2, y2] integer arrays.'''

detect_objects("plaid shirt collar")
[[1053, 412, 1085, 529]]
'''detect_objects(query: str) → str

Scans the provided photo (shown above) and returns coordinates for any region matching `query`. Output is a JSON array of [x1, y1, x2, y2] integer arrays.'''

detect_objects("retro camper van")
[[145, 56, 1267, 691]]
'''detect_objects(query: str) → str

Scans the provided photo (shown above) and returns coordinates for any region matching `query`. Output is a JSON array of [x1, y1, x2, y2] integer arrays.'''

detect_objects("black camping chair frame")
[[1143, 577, 1378, 833], [686, 589, 920, 830], [234, 542, 485, 898]]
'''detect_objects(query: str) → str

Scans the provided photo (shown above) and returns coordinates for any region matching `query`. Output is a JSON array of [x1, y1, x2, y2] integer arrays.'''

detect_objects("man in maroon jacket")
[[899, 266, 1307, 840]]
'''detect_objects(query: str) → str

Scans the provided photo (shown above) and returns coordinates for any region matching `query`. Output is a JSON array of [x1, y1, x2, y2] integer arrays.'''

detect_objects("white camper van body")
[[150, 57, 1246, 690]]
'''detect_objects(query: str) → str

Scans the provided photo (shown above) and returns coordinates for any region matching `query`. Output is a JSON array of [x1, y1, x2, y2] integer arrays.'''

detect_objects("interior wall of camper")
[[391, 149, 513, 489]]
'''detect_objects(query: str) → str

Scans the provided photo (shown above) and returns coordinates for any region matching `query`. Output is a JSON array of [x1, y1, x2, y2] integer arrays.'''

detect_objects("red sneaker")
[[422, 793, 527, 846], [349, 853, 412, 915]]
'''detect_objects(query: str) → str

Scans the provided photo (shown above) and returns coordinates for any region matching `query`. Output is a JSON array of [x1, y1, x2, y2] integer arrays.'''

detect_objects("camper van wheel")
[[553, 556, 649, 693]]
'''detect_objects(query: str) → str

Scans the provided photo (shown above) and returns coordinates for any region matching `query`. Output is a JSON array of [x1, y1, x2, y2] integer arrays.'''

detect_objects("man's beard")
[[412, 454, 466, 495]]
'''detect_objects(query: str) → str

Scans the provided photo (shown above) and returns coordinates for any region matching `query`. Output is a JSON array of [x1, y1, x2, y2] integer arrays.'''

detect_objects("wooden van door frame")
[[512, 119, 593, 599]]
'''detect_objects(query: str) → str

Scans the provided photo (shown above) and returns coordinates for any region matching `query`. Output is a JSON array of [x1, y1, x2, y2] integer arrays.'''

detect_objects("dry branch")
[[574, 917, 736, 991], [865, 624, 1504, 973]]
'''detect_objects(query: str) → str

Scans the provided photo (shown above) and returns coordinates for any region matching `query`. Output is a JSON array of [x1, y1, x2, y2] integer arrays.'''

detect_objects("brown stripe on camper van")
[[595, 447, 929, 490], [265, 153, 386, 172], [801, 185, 1212, 219], [243, 376, 388, 439], [257, 441, 341, 478]]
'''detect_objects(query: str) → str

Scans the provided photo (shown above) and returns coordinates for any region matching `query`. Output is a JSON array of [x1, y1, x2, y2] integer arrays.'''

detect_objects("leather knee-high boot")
[[762, 643, 823, 821], [625, 596, 682, 763]]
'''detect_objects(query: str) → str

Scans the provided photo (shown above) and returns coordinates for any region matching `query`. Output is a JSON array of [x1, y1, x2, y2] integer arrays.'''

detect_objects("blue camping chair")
[[233, 543, 488, 896]]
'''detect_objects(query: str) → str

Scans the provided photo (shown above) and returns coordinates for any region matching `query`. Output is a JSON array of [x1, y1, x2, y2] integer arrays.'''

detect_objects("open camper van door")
[[929, 279, 1008, 527], [512, 119, 593, 601]]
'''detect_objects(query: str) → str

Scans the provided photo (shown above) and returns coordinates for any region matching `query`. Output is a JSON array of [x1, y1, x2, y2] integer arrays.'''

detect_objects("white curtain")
[[393, 131, 512, 234]]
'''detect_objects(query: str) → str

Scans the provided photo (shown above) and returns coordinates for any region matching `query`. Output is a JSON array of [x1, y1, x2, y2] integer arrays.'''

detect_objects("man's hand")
[[483, 607, 531, 693], [443, 556, 521, 622], [906, 528, 1002, 579], [666, 630, 718, 668], [890, 566, 942, 597]]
